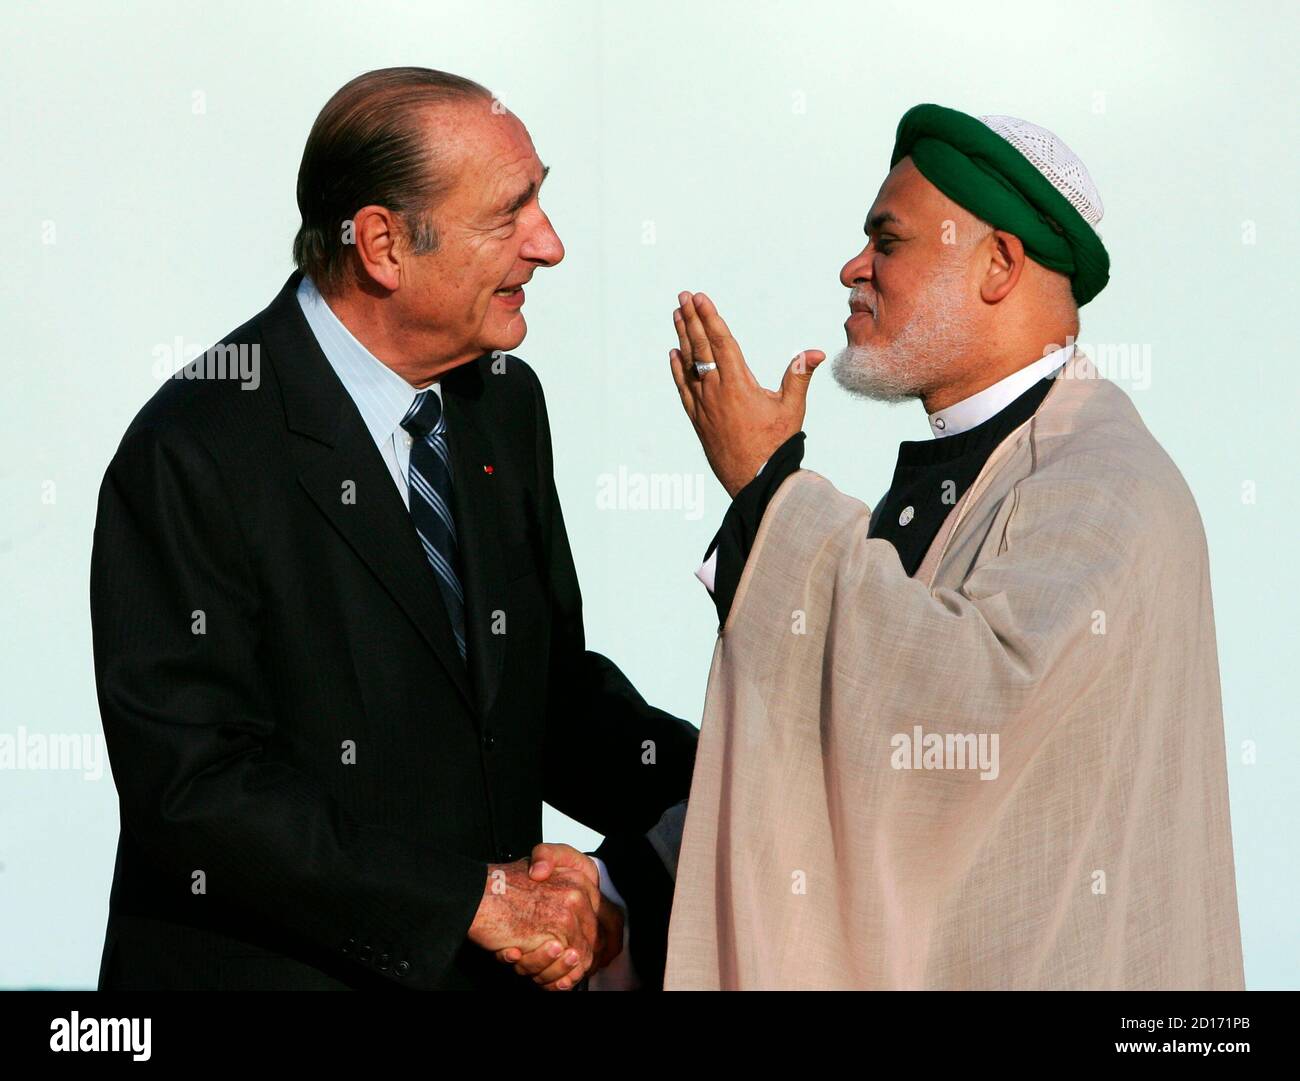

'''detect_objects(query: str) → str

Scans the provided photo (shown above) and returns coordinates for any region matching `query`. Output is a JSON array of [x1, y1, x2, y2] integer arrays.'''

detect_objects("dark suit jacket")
[[90, 270, 697, 990]]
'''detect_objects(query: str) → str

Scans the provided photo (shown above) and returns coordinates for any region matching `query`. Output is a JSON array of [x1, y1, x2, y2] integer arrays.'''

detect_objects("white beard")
[[832, 262, 977, 403]]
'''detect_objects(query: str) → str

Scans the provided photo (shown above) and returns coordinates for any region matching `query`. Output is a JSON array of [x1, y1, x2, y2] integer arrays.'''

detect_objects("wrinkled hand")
[[493, 843, 625, 990], [468, 849, 601, 990], [669, 291, 825, 497]]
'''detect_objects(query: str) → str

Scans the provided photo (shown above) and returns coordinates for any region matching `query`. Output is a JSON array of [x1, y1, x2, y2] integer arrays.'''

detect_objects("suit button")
[[377, 952, 390, 971], [483, 731, 496, 750], [342, 938, 355, 955], [359, 944, 373, 962], [501, 850, 515, 862], [395, 960, 411, 977]]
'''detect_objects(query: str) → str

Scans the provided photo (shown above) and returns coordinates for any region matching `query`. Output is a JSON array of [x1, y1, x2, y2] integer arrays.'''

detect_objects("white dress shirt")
[[695, 343, 1074, 593], [925, 343, 1073, 437], [296, 274, 636, 989], [295, 274, 439, 504]]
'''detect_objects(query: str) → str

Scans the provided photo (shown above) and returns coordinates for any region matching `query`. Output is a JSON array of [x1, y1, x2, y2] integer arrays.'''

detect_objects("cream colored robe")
[[665, 350, 1245, 990]]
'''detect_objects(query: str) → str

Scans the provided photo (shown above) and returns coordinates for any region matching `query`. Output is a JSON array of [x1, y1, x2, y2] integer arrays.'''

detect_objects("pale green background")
[[2, 0, 1296, 989]]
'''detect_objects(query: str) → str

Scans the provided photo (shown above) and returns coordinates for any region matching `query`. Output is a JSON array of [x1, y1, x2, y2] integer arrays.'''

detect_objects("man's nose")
[[839, 245, 872, 289], [522, 210, 565, 268]]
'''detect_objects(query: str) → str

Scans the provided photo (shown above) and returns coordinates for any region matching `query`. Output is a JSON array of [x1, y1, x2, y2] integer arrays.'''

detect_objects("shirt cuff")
[[695, 432, 807, 624], [692, 457, 773, 594], [695, 549, 719, 594], [587, 855, 640, 991]]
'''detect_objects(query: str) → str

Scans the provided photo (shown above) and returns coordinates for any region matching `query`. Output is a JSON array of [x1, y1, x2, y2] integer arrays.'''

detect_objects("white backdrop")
[[1, 0, 1296, 989]]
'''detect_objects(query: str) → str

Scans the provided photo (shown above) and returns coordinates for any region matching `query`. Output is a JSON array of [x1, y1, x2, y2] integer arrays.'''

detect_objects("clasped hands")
[[468, 843, 625, 991]]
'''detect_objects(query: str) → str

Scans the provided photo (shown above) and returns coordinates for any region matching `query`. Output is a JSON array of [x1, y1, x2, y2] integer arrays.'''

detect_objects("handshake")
[[467, 843, 625, 991]]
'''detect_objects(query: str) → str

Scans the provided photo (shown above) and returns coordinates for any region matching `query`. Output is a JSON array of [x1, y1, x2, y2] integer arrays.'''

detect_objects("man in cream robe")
[[661, 105, 1244, 990]]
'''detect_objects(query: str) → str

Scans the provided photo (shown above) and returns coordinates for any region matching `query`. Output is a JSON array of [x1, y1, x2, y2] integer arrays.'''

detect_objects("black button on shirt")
[[871, 373, 1055, 576], [703, 372, 1058, 626]]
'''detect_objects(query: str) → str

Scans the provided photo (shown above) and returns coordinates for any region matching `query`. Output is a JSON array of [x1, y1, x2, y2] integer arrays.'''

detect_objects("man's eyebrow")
[[865, 210, 900, 234], [498, 164, 550, 216]]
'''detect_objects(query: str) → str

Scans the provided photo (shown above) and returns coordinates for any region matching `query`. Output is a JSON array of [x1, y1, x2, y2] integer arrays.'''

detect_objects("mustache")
[[849, 287, 878, 316]]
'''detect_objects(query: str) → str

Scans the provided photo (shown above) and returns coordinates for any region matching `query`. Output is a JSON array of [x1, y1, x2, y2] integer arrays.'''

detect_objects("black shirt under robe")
[[703, 373, 1058, 626]]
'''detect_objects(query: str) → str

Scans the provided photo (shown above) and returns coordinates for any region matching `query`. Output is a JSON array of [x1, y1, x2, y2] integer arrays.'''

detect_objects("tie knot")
[[401, 389, 443, 439]]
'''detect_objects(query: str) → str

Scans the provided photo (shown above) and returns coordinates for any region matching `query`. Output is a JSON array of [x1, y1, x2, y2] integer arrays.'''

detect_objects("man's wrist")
[[589, 855, 626, 910], [466, 860, 513, 947], [699, 431, 807, 623]]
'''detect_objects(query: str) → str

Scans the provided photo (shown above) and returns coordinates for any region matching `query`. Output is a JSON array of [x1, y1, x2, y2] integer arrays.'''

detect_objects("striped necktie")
[[400, 389, 467, 660]]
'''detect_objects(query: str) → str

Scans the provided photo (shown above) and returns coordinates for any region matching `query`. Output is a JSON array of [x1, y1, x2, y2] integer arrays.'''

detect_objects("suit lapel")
[[258, 272, 475, 711], [442, 364, 507, 720]]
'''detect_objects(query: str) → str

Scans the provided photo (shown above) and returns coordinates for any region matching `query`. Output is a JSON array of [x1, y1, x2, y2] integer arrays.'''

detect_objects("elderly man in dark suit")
[[90, 66, 695, 991]]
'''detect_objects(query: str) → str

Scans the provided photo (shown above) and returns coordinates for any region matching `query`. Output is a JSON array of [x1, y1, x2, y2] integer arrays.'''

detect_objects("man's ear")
[[980, 229, 1026, 304], [350, 204, 403, 292]]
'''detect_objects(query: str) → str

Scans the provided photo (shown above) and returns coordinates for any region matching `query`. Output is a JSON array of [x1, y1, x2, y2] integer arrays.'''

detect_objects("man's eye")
[[875, 237, 896, 253]]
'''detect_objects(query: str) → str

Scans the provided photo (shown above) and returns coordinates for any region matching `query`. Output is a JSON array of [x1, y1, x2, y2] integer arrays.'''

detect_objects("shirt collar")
[[295, 274, 440, 448], [927, 342, 1073, 438]]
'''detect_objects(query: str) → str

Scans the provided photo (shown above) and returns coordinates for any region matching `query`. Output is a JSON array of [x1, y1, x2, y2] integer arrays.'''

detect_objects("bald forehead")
[[423, 99, 529, 155], [422, 102, 546, 218], [415, 99, 530, 162]]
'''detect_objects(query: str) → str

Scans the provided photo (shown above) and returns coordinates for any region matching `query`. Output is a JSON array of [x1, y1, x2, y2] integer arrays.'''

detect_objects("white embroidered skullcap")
[[979, 114, 1104, 227]]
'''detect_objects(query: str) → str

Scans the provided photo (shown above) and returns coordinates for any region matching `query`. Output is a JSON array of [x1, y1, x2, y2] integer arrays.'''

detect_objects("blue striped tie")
[[401, 390, 467, 660]]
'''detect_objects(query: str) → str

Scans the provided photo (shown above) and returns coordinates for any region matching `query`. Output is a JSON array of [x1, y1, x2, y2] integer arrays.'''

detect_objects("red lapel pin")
[[483, 464, 494, 475]]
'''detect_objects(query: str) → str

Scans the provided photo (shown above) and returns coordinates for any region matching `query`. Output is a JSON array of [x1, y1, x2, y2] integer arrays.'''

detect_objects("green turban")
[[890, 104, 1110, 306]]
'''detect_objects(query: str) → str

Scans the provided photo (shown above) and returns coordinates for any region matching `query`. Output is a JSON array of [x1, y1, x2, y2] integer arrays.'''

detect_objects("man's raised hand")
[[668, 291, 825, 497]]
